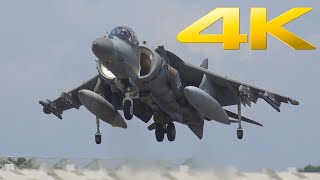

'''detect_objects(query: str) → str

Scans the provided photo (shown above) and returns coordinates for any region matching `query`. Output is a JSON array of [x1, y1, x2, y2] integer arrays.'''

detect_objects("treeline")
[[0, 157, 39, 169], [1, 157, 319, 172], [298, 165, 320, 173]]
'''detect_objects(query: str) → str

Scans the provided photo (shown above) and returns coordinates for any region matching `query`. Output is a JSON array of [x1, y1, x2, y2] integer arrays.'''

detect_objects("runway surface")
[[0, 158, 319, 180]]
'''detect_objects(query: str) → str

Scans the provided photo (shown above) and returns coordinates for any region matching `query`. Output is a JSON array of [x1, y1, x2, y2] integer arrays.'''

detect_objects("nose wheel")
[[123, 99, 133, 120], [95, 117, 102, 144], [123, 87, 136, 120], [236, 103, 244, 140]]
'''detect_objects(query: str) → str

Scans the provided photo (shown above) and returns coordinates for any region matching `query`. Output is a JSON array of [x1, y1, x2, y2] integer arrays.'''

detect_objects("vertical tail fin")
[[200, 58, 208, 69]]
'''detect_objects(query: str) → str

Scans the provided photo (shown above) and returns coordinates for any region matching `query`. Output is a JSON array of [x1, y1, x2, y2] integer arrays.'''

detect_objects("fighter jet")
[[40, 26, 299, 144]]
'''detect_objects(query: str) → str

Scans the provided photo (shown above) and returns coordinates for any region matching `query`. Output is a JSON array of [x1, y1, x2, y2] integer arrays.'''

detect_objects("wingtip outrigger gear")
[[95, 116, 101, 144], [224, 107, 263, 140], [39, 100, 62, 120]]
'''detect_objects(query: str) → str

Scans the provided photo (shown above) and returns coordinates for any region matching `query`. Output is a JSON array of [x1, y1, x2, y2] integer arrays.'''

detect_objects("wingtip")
[[289, 99, 300, 105], [39, 100, 45, 105], [39, 99, 63, 120]]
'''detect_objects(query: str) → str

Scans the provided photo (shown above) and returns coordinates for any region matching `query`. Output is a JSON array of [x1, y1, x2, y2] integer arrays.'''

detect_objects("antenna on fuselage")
[[105, 24, 109, 35]]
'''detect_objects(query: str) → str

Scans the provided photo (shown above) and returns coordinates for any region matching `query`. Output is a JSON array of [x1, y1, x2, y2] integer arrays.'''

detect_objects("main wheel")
[[167, 123, 176, 142], [155, 123, 165, 142], [237, 128, 243, 140], [95, 133, 102, 144], [123, 100, 133, 120]]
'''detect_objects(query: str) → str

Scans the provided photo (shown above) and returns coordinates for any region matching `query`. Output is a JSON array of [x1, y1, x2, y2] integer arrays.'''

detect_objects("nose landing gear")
[[123, 99, 133, 120], [123, 87, 137, 120]]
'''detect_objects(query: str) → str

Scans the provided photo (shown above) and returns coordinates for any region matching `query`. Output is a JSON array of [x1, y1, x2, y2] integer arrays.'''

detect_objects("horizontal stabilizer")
[[224, 109, 263, 127]]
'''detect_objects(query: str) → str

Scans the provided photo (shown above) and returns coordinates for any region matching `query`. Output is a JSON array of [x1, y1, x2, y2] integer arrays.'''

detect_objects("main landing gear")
[[237, 103, 244, 140], [155, 123, 164, 142], [95, 117, 102, 144], [155, 123, 176, 142], [167, 123, 176, 141]]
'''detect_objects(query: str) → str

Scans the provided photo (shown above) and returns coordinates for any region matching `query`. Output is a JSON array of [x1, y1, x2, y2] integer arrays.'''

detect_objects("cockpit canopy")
[[110, 26, 139, 45]]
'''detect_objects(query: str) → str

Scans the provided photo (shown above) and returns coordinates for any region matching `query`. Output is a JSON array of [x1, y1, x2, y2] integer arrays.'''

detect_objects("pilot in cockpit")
[[110, 26, 138, 45]]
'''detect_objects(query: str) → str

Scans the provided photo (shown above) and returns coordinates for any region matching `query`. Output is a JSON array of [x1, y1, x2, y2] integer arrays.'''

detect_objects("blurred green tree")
[[299, 165, 320, 172]]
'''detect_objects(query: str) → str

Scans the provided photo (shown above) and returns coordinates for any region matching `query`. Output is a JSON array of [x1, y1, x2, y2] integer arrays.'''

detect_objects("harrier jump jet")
[[40, 26, 299, 144]]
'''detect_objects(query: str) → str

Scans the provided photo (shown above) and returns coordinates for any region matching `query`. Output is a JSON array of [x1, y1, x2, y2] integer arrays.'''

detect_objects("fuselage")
[[92, 26, 203, 126]]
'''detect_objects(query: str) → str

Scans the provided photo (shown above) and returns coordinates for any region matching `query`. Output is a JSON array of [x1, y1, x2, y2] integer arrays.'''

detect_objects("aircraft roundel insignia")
[[169, 67, 174, 76]]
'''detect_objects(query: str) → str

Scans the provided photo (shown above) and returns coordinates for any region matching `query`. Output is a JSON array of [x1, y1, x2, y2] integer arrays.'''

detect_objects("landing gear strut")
[[237, 103, 244, 140], [95, 117, 102, 144], [123, 99, 133, 120], [123, 87, 136, 120]]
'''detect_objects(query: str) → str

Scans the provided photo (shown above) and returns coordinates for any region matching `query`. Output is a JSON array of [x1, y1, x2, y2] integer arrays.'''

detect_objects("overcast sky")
[[0, 0, 319, 171]]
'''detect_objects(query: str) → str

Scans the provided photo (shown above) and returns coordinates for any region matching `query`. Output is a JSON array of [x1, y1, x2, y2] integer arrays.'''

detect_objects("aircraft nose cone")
[[92, 37, 114, 59]]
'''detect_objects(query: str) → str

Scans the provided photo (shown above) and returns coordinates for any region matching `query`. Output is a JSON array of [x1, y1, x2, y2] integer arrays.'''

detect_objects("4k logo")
[[177, 8, 316, 50]]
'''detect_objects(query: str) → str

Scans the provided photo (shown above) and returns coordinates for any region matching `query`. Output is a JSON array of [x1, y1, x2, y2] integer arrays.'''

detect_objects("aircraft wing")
[[166, 51, 299, 111], [39, 75, 99, 119]]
